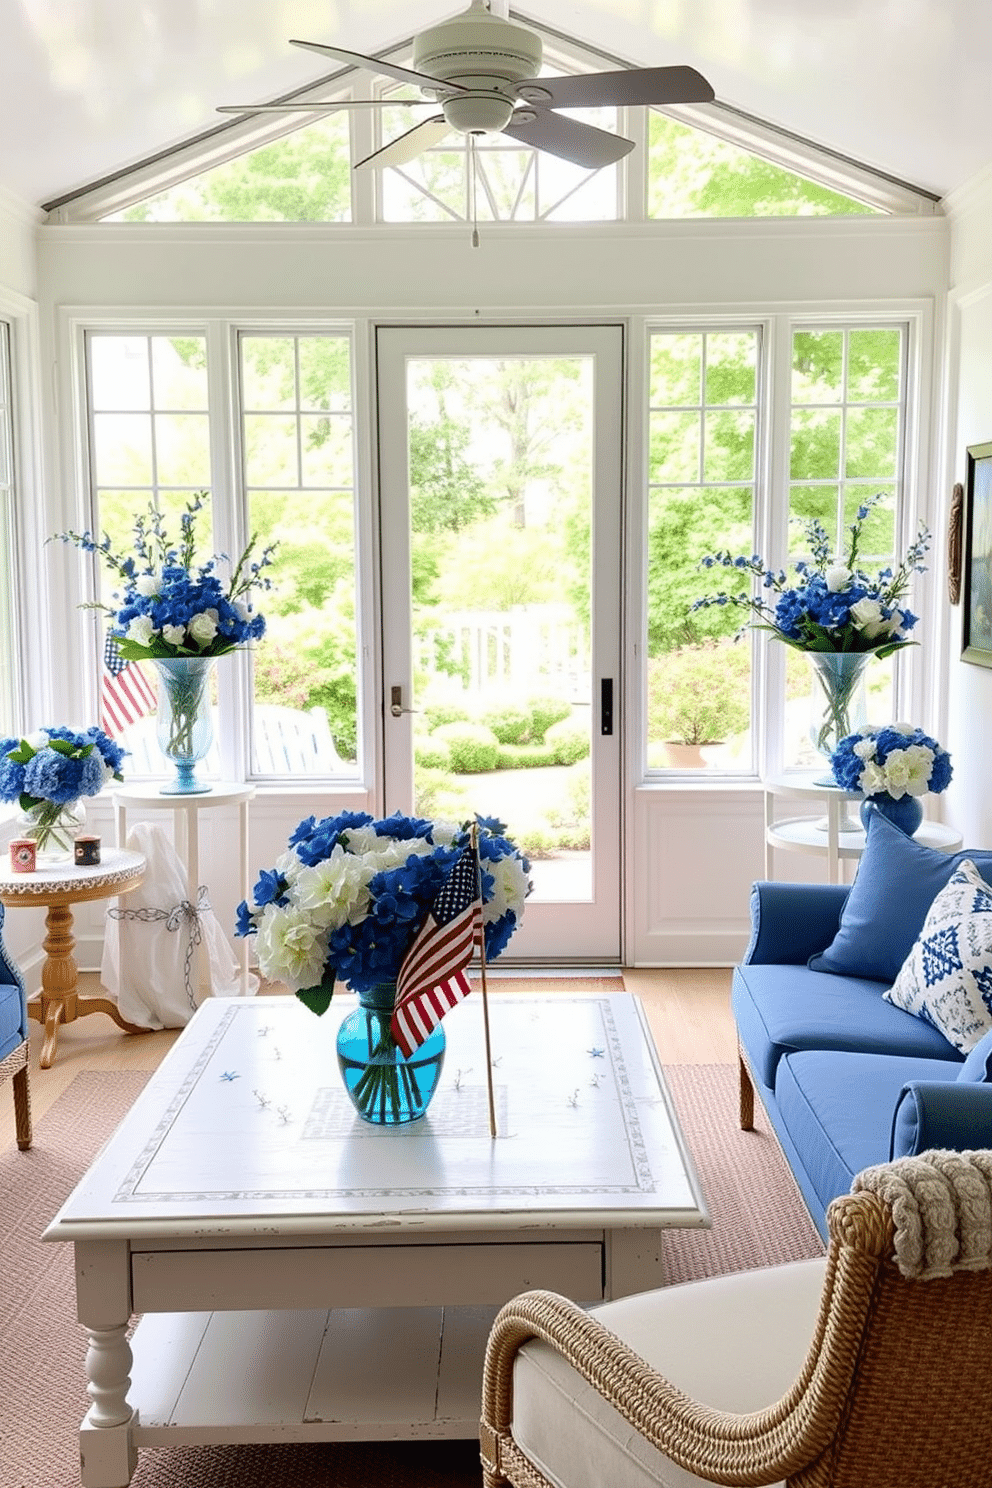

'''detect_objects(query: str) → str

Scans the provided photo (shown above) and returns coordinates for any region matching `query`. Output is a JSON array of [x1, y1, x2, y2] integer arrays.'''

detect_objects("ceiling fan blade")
[[217, 99, 435, 115], [289, 39, 468, 95], [503, 108, 634, 168], [513, 65, 715, 110], [354, 115, 451, 170]]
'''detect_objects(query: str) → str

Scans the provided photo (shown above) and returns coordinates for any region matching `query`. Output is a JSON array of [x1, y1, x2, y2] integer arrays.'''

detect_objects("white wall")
[[942, 167, 992, 849], [19, 212, 952, 972]]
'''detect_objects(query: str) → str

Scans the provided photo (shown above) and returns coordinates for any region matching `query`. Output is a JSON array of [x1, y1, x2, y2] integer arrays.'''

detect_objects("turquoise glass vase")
[[336, 982, 446, 1126], [859, 793, 924, 837], [153, 657, 215, 795]]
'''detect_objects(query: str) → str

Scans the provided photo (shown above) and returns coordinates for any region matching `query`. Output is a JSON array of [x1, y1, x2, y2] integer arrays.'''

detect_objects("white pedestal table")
[[44, 992, 708, 1485]]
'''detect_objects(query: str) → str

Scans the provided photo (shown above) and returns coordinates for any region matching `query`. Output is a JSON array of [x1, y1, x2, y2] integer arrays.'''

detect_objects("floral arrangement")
[[0, 727, 126, 852], [236, 810, 532, 1006], [692, 495, 930, 656], [54, 493, 276, 660], [830, 724, 953, 800]]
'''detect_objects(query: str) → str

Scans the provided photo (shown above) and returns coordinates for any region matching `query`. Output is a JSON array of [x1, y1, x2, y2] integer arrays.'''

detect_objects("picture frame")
[[961, 440, 992, 667]]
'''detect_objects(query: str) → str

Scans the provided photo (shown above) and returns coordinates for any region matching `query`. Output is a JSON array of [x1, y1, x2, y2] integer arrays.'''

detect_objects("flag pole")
[[473, 823, 498, 1139]]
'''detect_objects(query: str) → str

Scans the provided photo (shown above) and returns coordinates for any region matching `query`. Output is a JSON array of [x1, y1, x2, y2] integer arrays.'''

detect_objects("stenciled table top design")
[[46, 994, 706, 1238]]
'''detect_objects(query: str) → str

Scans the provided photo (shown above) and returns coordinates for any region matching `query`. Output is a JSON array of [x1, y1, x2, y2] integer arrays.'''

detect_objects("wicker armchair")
[[481, 1151, 992, 1488], [0, 902, 31, 1149]]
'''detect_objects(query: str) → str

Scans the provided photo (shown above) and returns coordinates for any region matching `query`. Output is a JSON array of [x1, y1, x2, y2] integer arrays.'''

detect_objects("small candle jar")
[[9, 839, 37, 873], [73, 835, 102, 867]]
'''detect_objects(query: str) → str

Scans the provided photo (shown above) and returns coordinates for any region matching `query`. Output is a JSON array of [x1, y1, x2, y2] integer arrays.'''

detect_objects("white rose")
[[853, 738, 877, 761], [187, 608, 219, 647], [254, 903, 328, 993], [848, 597, 885, 638], [126, 615, 156, 647], [135, 571, 160, 597], [825, 566, 851, 593], [881, 748, 914, 798], [161, 623, 186, 647], [482, 851, 531, 925], [24, 729, 49, 751], [898, 743, 935, 796]]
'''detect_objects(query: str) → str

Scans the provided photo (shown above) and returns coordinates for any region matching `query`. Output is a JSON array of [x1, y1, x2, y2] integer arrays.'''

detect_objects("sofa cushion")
[[0, 979, 24, 1060], [774, 1049, 957, 1218], [958, 1025, 992, 1082], [732, 962, 962, 1089], [809, 813, 992, 984], [884, 859, 992, 1053]]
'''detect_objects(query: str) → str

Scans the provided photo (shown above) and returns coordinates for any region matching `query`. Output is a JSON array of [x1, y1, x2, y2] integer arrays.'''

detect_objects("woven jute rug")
[[1, 1064, 822, 1488]]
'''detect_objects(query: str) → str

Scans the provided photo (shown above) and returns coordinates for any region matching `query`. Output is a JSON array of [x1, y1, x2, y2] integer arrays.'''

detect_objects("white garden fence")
[[415, 604, 589, 700]]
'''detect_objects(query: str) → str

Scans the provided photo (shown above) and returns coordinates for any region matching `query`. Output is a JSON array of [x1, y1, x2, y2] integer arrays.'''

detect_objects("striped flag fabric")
[[101, 633, 157, 737], [390, 843, 482, 1058]]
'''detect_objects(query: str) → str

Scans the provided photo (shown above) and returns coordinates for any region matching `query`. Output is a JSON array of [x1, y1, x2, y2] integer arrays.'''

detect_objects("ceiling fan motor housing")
[[414, 7, 543, 135]]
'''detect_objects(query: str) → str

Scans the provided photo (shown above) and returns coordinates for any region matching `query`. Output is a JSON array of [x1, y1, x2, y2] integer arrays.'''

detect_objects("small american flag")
[[390, 844, 482, 1058], [101, 633, 157, 737]]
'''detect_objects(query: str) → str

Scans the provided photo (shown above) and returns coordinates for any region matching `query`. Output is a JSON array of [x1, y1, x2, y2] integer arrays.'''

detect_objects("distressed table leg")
[[75, 1240, 138, 1487]]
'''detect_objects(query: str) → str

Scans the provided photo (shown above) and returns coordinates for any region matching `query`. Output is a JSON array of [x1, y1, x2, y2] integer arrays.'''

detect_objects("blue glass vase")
[[153, 657, 215, 795], [859, 793, 924, 837], [336, 982, 446, 1125]]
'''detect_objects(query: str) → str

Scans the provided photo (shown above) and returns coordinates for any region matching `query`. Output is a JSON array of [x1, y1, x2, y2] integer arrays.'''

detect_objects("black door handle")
[[601, 678, 613, 736]]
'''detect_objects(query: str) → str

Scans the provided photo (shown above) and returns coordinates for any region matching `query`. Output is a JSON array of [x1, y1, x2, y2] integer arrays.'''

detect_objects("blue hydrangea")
[[0, 726, 126, 807]]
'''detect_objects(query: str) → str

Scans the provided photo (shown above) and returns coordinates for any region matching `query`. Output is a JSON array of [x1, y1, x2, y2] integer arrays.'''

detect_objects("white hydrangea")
[[482, 850, 531, 925], [859, 759, 889, 795], [882, 743, 934, 798], [254, 902, 329, 993], [294, 850, 373, 932], [853, 737, 877, 761]]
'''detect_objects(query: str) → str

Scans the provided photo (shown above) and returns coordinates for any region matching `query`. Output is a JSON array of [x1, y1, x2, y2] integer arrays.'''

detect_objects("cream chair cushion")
[[511, 1257, 826, 1488]]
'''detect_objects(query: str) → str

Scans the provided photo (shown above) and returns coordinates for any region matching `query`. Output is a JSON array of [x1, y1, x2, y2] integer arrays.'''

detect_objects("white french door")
[[375, 324, 624, 962]]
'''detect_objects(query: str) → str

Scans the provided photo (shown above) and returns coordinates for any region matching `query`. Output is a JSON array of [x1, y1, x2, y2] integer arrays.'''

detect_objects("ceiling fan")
[[217, 0, 715, 173]]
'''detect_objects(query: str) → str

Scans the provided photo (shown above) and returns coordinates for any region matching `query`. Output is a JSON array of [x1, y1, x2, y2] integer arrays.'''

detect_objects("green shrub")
[[423, 700, 474, 730], [414, 736, 451, 769], [545, 717, 590, 766], [432, 721, 500, 772], [481, 704, 532, 745], [494, 743, 556, 769], [647, 640, 750, 745], [527, 695, 572, 740]]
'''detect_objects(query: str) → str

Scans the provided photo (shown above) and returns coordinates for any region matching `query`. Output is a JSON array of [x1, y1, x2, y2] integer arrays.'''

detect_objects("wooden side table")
[[0, 848, 147, 1068], [112, 782, 254, 995]]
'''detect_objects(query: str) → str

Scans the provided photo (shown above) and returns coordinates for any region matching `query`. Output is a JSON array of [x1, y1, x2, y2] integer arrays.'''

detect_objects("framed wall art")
[[961, 439, 992, 667]]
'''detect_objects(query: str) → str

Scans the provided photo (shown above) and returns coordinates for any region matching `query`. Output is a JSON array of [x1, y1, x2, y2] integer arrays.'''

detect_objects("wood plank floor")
[[0, 967, 736, 1154]]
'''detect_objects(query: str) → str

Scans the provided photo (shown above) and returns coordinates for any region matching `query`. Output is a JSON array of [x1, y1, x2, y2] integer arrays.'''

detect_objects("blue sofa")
[[733, 819, 992, 1241], [0, 902, 31, 1149]]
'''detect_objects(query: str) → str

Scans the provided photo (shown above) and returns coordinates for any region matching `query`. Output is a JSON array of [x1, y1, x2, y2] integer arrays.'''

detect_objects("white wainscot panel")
[[630, 788, 766, 966]]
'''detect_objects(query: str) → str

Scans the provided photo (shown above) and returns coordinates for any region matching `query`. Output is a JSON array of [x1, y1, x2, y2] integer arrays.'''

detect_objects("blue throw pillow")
[[809, 812, 992, 985], [958, 1025, 992, 1082]]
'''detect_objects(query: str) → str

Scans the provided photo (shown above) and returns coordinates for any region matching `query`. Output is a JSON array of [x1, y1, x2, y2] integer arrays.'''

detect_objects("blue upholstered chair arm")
[[744, 881, 851, 966], [0, 903, 28, 1041], [890, 1081, 992, 1159]]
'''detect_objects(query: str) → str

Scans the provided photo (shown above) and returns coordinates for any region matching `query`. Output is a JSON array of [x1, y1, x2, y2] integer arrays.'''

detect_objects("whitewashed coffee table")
[[45, 993, 708, 1486]]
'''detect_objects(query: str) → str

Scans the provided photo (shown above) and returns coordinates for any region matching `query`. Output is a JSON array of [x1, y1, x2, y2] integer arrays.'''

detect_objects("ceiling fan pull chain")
[[470, 136, 480, 248]]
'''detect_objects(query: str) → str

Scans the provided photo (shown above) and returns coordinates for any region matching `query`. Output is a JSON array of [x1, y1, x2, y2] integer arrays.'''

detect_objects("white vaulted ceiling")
[[0, 0, 989, 211]]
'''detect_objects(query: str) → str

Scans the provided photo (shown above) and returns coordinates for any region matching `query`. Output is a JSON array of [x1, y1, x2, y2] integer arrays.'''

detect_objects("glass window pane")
[[845, 407, 898, 479], [299, 338, 351, 412], [790, 409, 841, 479], [154, 413, 211, 486], [93, 413, 153, 485], [301, 416, 352, 487], [151, 338, 209, 409], [243, 414, 300, 487], [792, 331, 844, 402], [705, 333, 757, 405], [242, 338, 298, 412], [844, 486, 895, 554], [848, 329, 901, 402], [650, 335, 701, 407], [90, 337, 150, 411], [650, 412, 700, 483], [788, 485, 838, 548], [704, 410, 754, 482]]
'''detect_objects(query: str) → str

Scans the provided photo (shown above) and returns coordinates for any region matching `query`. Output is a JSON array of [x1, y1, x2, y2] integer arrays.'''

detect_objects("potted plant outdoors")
[[648, 639, 751, 768]]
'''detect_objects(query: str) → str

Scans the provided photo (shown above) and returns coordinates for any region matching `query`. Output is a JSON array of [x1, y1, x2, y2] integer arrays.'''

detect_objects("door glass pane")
[[406, 355, 593, 901], [240, 333, 358, 774]]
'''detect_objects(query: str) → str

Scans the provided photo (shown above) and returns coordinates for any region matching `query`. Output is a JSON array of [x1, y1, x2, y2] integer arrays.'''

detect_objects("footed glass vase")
[[153, 657, 215, 795], [807, 652, 873, 773], [336, 982, 446, 1126], [16, 797, 86, 863], [859, 793, 924, 838]]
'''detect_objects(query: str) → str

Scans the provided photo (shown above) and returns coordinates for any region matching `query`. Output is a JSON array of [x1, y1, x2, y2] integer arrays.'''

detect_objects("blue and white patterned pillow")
[[884, 858, 992, 1053]]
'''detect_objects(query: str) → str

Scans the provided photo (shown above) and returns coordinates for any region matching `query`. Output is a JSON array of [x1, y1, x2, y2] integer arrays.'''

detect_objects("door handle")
[[601, 677, 613, 736], [390, 685, 419, 718]]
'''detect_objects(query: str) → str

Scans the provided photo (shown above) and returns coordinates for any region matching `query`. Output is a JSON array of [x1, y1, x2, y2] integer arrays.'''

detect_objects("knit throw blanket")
[[852, 1150, 992, 1280]]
